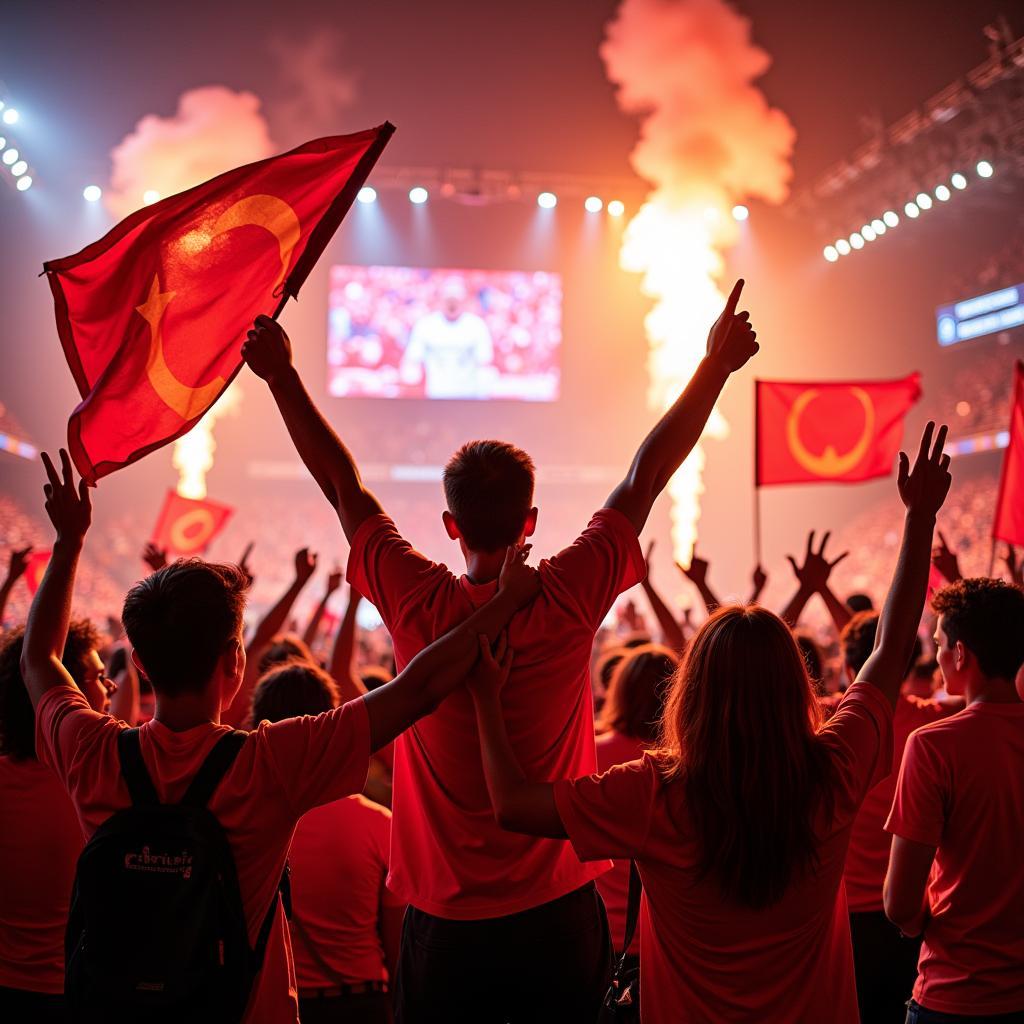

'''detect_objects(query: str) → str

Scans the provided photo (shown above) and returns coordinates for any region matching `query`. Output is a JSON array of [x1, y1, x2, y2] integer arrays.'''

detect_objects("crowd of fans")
[[1, 283, 1022, 1024]]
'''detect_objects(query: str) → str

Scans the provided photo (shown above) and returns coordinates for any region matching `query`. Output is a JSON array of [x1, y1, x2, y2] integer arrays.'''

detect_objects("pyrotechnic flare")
[[602, 0, 794, 563]]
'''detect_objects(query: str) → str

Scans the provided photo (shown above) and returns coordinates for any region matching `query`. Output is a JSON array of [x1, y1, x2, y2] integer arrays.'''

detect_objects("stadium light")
[[951, 172, 967, 190], [537, 191, 557, 209], [2, 148, 18, 165], [861, 223, 876, 242], [584, 195, 603, 213], [16, 176, 31, 191], [356, 185, 376, 204], [408, 186, 428, 204], [823, 245, 839, 262], [0, 137, 5, 151], [2, 108, 18, 125], [143, 189, 160, 205], [976, 160, 994, 178], [935, 184, 951, 201], [836, 238, 851, 256], [916, 192, 933, 210], [883, 210, 899, 227], [10, 160, 26, 177], [904, 201, 920, 218], [871, 218, 886, 235], [83, 185, 102, 202], [731, 204, 749, 221], [607, 199, 625, 217]]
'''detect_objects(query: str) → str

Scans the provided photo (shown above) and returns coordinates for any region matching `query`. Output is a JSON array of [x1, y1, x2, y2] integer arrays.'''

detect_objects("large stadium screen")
[[936, 283, 1024, 346], [327, 265, 562, 401]]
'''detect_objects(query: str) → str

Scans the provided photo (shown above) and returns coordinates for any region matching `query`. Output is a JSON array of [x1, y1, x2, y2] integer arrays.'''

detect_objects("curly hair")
[[0, 619, 102, 760], [932, 578, 1024, 681]]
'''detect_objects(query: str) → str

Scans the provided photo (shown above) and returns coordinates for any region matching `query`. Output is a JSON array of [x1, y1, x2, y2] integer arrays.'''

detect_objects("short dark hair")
[[0, 619, 102, 760], [599, 643, 678, 744], [932, 578, 1024, 681], [360, 665, 392, 692], [122, 559, 250, 697], [846, 593, 874, 614], [442, 440, 535, 552], [841, 611, 922, 677], [251, 661, 338, 724], [258, 633, 315, 677]]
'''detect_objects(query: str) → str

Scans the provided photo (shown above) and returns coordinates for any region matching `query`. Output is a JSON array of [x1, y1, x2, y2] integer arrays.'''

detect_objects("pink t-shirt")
[[347, 508, 645, 919], [844, 694, 948, 913], [594, 730, 646, 952], [289, 794, 402, 989], [886, 701, 1024, 1015], [35, 685, 370, 1024], [0, 755, 84, 994], [554, 683, 894, 1024]]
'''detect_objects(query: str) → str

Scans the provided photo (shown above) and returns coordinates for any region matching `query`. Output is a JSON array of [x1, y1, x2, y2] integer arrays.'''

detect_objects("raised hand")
[[141, 542, 168, 573], [498, 544, 541, 608], [750, 564, 768, 603], [41, 450, 91, 546], [326, 566, 344, 595], [705, 279, 759, 373], [898, 422, 952, 519], [242, 315, 293, 385], [6, 546, 33, 583], [677, 548, 710, 588], [238, 542, 255, 586], [786, 530, 849, 593], [467, 632, 514, 701], [930, 529, 961, 584], [294, 547, 318, 583]]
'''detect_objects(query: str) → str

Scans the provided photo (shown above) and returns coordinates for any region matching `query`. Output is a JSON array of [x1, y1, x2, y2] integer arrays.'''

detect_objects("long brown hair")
[[598, 643, 678, 744], [657, 605, 836, 908]]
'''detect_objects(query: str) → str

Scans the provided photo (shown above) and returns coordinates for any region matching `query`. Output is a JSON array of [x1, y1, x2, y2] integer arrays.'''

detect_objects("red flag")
[[45, 125, 394, 484], [993, 360, 1024, 547], [24, 550, 52, 596], [756, 374, 921, 486], [151, 490, 234, 556]]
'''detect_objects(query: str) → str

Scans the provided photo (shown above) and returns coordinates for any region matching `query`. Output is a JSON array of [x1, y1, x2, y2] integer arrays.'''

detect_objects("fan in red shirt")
[[468, 421, 953, 1024], [251, 660, 404, 1024], [18, 449, 540, 1024], [0, 619, 110, 1022], [885, 577, 1024, 1022], [243, 281, 756, 1020]]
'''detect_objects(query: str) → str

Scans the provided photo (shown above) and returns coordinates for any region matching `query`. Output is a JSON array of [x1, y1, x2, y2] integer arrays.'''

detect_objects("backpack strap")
[[620, 859, 642, 954], [117, 728, 159, 807], [181, 730, 248, 808]]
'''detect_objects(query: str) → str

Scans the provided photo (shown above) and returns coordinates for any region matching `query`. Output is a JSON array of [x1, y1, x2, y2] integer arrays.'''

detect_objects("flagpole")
[[753, 379, 763, 568], [987, 537, 996, 579], [753, 485, 762, 567]]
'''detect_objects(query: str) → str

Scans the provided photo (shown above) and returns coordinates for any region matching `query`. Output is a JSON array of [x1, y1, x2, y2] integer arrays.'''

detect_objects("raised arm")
[[303, 566, 343, 649], [930, 530, 961, 584], [676, 547, 720, 614], [329, 584, 367, 705], [222, 547, 318, 728], [20, 451, 91, 709], [0, 546, 32, 629], [781, 530, 850, 631], [467, 633, 566, 838], [748, 565, 767, 606], [640, 541, 686, 653], [605, 280, 758, 534], [361, 546, 540, 752], [242, 316, 384, 541], [858, 423, 952, 707]]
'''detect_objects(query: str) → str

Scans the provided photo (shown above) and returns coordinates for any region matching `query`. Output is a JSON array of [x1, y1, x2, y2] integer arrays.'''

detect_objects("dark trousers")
[[395, 881, 612, 1023], [906, 1000, 1024, 1023], [0, 984, 68, 1023], [299, 990, 393, 1023], [850, 909, 921, 1024]]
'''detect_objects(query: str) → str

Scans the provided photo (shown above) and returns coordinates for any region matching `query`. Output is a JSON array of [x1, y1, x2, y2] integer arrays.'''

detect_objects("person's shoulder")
[[345, 791, 392, 821]]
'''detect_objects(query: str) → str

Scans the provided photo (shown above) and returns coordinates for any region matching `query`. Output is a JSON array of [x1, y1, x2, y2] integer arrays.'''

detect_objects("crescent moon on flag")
[[785, 387, 876, 477], [140, 194, 302, 420]]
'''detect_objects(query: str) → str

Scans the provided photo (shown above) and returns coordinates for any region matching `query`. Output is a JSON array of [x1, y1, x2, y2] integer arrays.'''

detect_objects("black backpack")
[[65, 728, 287, 1023]]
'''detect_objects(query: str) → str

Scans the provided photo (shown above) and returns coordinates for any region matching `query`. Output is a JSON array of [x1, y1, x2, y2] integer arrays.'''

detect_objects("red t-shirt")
[[35, 685, 370, 1024], [554, 682, 894, 1024], [594, 730, 646, 952], [289, 794, 402, 989], [844, 694, 948, 913], [885, 701, 1024, 1015], [0, 755, 84, 994], [347, 508, 645, 919]]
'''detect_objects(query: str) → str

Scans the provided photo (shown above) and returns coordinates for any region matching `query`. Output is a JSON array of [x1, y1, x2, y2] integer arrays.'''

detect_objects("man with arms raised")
[[243, 279, 757, 1021]]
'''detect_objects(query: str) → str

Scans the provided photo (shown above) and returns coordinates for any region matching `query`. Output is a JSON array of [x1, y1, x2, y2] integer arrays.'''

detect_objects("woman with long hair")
[[467, 423, 951, 1022]]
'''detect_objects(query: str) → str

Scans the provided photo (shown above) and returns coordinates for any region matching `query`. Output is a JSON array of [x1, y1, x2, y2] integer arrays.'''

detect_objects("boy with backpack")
[[19, 449, 540, 1023]]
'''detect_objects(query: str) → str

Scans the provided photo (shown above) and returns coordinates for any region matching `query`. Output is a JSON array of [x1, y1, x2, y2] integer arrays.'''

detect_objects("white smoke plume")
[[601, 0, 795, 564], [106, 87, 274, 495]]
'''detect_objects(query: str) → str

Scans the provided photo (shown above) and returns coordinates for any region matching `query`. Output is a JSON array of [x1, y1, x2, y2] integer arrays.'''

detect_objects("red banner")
[[756, 374, 921, 486], [151, 491, 234, 557], [24, 550, 52, 596], [993, 360, 1024, 547], [45, 125, 394, 484]]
